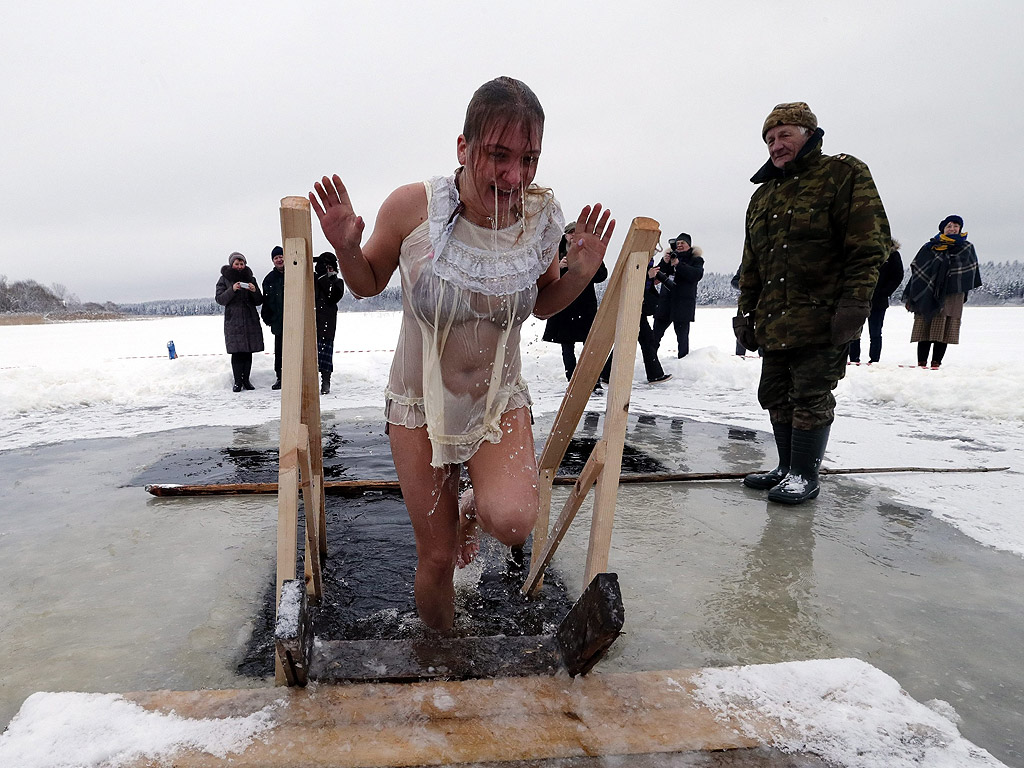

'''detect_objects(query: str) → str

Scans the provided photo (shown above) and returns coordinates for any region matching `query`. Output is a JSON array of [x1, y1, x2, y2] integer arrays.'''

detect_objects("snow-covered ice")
[[3, 306, 1021, 557], [0, 305, 1020, 767]]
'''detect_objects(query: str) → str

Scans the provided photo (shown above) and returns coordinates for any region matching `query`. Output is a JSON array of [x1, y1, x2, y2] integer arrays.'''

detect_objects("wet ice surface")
[[533, 412, 1024, 766], [2, 310, 1023, 764], [1, 411, 1021, 764]]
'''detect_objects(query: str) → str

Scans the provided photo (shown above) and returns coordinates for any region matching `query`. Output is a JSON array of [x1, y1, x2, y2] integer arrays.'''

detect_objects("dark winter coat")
[[738, 129, 891, 351], [642, 258, 661, 317], [654, 247, 704, 323], [261, 267, 285, 336], [902, 238, 982, 321], [542, 261, 608, 343], [216, 265, 265, 354], [314, 265, 345, 344], [871, 250, 905, 312]]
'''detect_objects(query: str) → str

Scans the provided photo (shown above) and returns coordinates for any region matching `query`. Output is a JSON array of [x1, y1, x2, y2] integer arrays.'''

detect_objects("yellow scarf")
[[931, 232, 968, 251]]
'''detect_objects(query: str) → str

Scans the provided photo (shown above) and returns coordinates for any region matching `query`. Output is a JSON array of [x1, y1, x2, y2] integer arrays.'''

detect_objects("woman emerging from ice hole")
[[310, 76, 614, 631]]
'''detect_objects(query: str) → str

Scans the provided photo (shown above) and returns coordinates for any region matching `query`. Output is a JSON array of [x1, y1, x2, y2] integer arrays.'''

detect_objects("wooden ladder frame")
[[524, 217, 661, 597], [275, 197, 327, 683]]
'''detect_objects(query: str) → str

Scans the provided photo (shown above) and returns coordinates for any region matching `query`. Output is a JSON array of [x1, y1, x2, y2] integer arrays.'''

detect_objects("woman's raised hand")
[[310, 175, 365, 257], [565, 204, 615, 277]]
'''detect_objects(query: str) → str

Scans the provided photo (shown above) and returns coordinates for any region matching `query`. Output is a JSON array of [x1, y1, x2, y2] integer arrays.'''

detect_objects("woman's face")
[[457, 119, 541, 225], [232, 258, 246, 270], [943, 221, 962, 236]]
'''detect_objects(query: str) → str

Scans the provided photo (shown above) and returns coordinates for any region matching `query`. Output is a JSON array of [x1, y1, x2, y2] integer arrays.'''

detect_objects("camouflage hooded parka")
[[738, 129, 891, 351]]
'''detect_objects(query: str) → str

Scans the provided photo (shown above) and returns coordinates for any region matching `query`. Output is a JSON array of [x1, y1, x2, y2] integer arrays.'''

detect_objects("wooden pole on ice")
[[143, 465, 1011, 497]]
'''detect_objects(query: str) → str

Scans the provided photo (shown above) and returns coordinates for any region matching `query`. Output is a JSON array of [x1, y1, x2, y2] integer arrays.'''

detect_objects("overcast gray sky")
[[2, 0, 1021, 303]]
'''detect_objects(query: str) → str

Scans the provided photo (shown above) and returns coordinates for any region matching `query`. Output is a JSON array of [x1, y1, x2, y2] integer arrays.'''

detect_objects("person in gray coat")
[[215, 252, 265, 391]]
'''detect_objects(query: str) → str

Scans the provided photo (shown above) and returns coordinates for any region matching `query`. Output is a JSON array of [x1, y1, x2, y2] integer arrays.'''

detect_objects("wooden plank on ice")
[[121, 668, 772, 767]]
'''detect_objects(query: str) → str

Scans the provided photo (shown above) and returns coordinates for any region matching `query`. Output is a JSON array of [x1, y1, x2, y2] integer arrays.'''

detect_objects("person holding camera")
[[314, 251, 345, 394], [652, 232, 704, 358], [215, 252, 265, 392]]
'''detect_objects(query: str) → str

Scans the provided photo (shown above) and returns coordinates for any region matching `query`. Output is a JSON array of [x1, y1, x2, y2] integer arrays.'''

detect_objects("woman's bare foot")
[[456, 487, 480, 569]]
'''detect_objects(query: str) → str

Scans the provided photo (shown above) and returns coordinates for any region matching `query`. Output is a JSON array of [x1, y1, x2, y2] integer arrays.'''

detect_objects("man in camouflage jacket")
[[735, 102, 890, 504]]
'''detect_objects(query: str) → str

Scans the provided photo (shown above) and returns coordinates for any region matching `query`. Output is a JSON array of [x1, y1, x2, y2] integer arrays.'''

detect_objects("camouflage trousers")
[[757, 344, 848, 430]]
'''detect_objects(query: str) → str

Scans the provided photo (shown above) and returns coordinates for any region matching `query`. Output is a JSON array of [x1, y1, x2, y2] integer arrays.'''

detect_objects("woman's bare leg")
[[388, 424, 460, 631], [456, 488, 480, 568], [466, 407, 540, 547]]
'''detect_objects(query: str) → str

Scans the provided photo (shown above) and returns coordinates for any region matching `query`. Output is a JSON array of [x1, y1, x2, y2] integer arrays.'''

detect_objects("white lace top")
[[385, 174, 565, 466]]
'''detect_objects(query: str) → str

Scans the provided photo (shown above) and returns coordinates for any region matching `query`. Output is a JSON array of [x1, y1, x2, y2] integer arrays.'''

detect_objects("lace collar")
[[426, 174, 564, 296]]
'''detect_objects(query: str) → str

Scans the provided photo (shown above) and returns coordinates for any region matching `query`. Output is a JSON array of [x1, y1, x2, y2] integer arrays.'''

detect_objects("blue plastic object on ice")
[[167, 340, 177, 359]]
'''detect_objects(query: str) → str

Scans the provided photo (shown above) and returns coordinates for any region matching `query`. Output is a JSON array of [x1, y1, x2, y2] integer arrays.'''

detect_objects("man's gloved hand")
[[733, 312, 757, 351], [831, 297, 870, 345]]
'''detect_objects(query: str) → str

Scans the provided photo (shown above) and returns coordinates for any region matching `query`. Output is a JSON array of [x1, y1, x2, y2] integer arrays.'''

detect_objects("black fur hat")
[[669, 232, 692, 250], [938, 215, 964, 232]]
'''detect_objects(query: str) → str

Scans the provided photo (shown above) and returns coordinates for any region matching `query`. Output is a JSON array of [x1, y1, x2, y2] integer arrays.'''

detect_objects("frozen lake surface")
[[1, 308, 1021, 766]]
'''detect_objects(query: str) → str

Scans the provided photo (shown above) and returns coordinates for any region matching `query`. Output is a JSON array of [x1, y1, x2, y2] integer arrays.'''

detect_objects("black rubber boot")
[[271, 376, 282, 391], [320, 371, 331, 395], [768, 426, 830, 505], [241, 378, 255, 391], [744, 421, 793, 490]]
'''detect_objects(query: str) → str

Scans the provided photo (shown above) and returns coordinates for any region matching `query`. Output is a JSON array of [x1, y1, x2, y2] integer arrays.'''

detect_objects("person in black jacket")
[[848, 240, 904, 363], [314, 251, 345, 394], [215, 252, 264, 392], [600, 254, 671, 386], [543, 223, 608, 390], [261, 245, 286, 389], [652, 233, 704, 358]]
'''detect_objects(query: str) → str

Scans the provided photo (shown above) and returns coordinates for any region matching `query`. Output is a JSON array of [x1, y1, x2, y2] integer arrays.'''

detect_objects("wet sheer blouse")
[[385, 174, 564, 466]]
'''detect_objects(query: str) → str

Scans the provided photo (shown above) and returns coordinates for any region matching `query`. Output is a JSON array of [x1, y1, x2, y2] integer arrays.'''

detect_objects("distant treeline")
[[116, 286, 404, 316], [4, 262, 1023, 318], [614, 261, 1024, 308], [0, 276, 118, 315]]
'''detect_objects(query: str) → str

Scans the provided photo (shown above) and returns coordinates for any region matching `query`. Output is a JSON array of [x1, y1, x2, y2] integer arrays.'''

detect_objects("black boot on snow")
[[768, 426, 830, 505], [320, 372, 331, 395], [743, 421, 793, 490], [241, 378, 255, 391], [271, 377, 282, 391]]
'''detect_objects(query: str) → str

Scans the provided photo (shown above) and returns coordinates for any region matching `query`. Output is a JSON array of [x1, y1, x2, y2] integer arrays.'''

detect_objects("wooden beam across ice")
[[120, 668, 777, 767]]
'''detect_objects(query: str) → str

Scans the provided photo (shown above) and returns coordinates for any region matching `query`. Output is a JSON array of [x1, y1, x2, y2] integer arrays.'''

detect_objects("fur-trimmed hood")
[[221, 264, 256, 283]]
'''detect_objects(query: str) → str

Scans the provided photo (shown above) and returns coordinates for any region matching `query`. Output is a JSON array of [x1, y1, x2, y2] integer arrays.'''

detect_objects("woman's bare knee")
[[473, 492, 537, 546]]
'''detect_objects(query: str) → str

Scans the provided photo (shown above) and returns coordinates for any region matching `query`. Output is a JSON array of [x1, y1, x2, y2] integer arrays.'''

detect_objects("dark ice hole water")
[[135, 421, 648, 679], [2, 408, 1022, 766]]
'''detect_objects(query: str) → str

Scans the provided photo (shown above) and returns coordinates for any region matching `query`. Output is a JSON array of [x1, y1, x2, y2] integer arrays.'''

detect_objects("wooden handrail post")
[[275, 197, 327, 684], [526, 218, 660, 596]]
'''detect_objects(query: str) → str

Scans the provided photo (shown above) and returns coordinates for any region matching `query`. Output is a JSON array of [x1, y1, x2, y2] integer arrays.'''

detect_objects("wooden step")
[[276, 573, 625, 686], [121, 668, 796, 767]]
